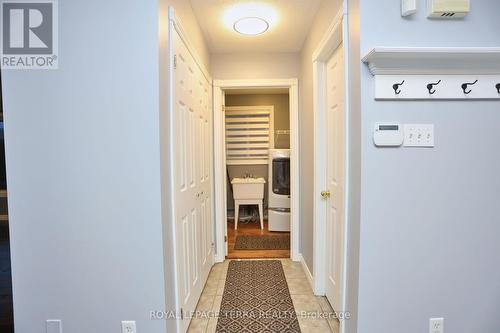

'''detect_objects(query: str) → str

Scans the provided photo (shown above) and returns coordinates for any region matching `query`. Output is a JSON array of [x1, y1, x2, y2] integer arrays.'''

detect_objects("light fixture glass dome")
[[223, 3, 278, 36], [233, 17, 269, 35]]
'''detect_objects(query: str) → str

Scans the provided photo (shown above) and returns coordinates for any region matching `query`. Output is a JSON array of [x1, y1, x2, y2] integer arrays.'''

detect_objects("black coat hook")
[[426, 80, 442, 95], [496, 83, 500, 94], [392, 80, 405, 95], [461, 80, 478, 95]]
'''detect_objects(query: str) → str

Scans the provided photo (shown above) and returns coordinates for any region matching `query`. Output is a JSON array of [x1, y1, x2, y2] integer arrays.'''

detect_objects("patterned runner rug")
[[234, 235, 290, 250], [216, 260, 301, 333]]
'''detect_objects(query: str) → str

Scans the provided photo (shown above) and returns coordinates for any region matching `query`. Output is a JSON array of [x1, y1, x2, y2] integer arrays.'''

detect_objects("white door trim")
[[312, 7, 350, 332], [213, 79, 300, 262], [168, 8, 210, 82]]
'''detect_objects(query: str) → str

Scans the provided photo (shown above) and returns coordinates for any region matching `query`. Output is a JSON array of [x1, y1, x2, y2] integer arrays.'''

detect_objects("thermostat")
[[373, 123, 404, 147]]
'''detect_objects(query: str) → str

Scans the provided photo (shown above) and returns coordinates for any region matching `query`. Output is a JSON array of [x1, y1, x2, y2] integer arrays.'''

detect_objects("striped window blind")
[[225, 106, 274, 165]]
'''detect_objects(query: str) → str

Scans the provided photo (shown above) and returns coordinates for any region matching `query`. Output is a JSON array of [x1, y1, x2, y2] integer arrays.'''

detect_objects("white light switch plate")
[[46, 320, 62, 333], [122, 321, 136, 333], [403, 124, 435, 147], [430, 317, 444, 333]]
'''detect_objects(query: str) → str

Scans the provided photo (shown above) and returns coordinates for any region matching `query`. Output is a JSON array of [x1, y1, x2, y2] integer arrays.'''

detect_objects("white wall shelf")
[[362, 47, 500, 100], [362, 47, 500, 75]]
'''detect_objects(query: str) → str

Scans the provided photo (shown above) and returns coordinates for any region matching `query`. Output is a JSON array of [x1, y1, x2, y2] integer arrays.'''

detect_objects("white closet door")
[[325, 43, 346, 314], [172, 28, 213, 332]]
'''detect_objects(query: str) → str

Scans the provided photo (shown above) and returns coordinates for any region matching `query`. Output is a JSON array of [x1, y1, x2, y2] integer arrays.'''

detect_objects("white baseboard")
[[299, 254, 314, 290], [214, 253, 225, 263]]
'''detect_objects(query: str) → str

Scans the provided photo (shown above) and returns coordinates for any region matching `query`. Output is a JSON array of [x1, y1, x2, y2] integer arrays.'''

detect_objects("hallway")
[[188, 259, 339, 333], [2, 0, 499, 332]]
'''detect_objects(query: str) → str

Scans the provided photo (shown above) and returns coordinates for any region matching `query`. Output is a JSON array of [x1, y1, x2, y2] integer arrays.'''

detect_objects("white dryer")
[[268, 149, 290, 232]]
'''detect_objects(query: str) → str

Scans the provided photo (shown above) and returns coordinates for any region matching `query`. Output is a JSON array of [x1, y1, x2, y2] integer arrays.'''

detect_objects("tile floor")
[[187, 259, 340, 333]]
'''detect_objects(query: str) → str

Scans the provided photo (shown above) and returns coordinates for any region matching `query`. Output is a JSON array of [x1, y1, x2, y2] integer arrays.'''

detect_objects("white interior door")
[[172, 29, 214, 332], [324, 43, 345, 313]]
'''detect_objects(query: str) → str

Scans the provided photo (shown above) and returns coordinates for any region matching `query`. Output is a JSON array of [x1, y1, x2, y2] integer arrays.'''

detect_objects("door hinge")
[[180, 308, 184, 320], [173, 55, 177, 69], [224, 235, 227, 242]]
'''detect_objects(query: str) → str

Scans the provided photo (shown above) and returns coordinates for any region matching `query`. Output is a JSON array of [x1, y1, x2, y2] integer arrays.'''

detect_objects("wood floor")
[[227, 219, 290, 259]]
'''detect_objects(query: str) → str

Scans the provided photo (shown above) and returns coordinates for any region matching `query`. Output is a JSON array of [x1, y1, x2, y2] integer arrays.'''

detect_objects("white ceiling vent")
[[427, 0, 470, 18]]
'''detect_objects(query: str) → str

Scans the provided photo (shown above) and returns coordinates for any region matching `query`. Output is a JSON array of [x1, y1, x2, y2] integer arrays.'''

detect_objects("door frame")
[[213, 79, 300, 262], [312, 6, 350, 322]]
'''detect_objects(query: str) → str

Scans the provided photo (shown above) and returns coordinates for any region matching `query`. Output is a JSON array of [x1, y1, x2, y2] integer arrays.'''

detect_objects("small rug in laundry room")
[[216, 260, 301, 333], [234, 235, 290, 250]]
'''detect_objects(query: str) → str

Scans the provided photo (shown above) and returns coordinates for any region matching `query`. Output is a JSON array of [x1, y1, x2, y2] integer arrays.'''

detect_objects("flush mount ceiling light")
[[233, 17, 269, 35], [223, 3, 278, 36]]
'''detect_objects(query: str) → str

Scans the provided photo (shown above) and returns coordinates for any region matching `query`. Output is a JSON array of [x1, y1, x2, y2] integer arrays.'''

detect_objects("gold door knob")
[[321, 190, 330, 199]]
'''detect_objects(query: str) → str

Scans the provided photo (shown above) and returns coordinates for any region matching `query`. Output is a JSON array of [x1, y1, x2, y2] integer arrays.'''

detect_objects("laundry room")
[[224, 88, 291, 259]]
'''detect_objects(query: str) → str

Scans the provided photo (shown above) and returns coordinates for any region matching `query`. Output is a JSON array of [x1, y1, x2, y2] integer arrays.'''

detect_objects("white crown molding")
[[362, 47, 500, 75]]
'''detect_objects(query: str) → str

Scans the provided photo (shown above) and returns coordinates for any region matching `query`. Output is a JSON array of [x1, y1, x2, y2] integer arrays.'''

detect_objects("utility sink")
[[231, 177, 266, 200]]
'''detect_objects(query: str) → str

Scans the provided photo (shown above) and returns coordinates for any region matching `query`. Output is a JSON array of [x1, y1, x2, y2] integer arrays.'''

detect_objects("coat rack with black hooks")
[[362, 47, 500, 100]]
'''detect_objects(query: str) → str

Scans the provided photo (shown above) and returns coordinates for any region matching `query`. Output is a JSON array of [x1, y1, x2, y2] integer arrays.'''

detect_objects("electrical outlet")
[[121, 321, 136, 333], [403, 124, 435, 147], [430, 317, 444, 333], [46, 320, 62, 333]]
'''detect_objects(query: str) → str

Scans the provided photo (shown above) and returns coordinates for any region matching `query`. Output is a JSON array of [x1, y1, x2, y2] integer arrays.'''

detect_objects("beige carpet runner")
[[216, 260, 301, 332]]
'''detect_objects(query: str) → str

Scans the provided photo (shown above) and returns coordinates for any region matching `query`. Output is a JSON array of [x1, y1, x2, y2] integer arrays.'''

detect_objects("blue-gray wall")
[[2, 1, 167, 332], [356, 1, 500, 332]]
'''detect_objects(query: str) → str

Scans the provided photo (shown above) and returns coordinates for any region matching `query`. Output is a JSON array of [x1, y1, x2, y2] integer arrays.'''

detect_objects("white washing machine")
[[268, 149, 290, 232]]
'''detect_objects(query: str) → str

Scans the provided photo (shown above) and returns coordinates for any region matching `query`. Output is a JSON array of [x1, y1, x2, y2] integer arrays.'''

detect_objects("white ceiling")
[[189, 0, 323, 54]]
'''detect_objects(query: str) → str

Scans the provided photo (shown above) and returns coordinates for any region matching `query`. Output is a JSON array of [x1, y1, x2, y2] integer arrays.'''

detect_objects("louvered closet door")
[[173, 29, 213, 333]]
